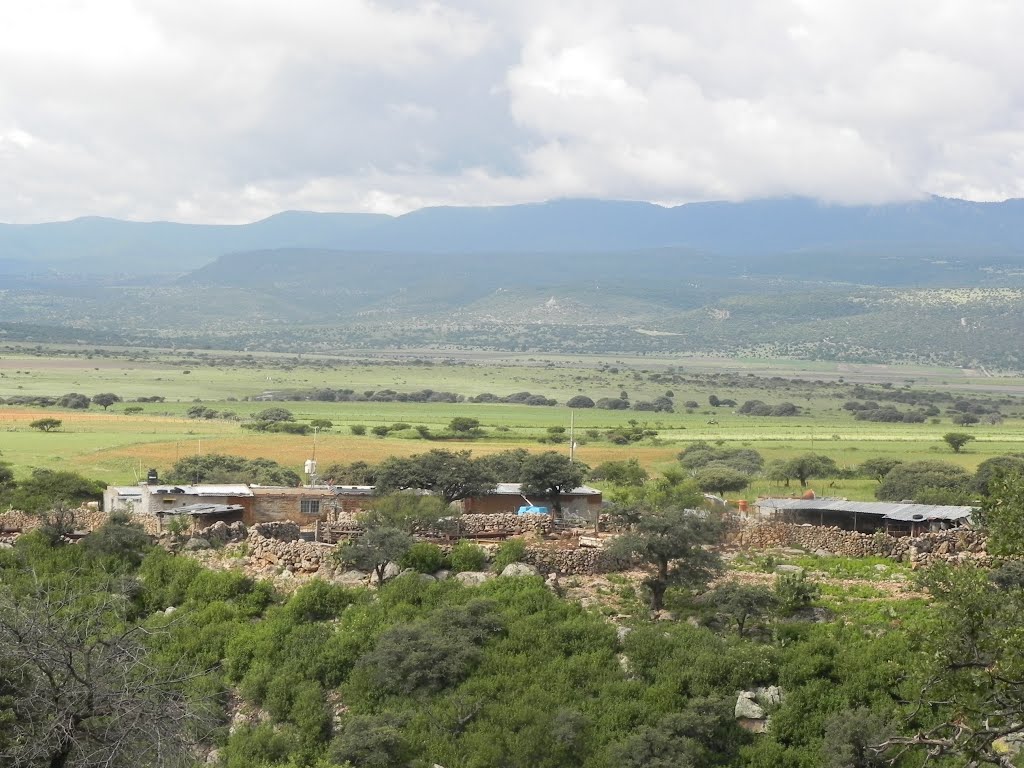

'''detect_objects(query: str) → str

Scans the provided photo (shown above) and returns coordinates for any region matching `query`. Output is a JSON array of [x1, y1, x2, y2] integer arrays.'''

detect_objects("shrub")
[[449, 541, 487, 572], [400, 542, 447, 574], [350, 424, 367, 436], [492, 539, 527, 572], [775, 571, 819, 616]]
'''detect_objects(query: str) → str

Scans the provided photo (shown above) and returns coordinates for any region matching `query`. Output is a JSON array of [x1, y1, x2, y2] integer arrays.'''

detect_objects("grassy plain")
[[3, 345, 1024, 499]]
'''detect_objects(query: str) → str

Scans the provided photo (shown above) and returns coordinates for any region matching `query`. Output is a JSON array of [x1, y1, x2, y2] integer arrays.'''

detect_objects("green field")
[[3, 345, 1023, 498]]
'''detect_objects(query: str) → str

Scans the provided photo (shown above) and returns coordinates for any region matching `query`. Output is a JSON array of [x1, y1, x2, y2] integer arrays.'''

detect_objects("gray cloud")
[[1, 0, 1022, 222]]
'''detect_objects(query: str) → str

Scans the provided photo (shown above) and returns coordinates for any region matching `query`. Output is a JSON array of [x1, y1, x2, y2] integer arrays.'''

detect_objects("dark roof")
[[157, 503, 246, 517], [756, 497, 973, 523]]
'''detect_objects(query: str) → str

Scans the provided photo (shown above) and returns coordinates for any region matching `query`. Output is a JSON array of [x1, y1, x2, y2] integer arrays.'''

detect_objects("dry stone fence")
[[731, 522, 990, 568]]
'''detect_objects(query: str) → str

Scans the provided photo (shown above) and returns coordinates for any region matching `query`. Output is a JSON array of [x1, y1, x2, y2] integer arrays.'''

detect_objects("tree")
[[91, 393, 122, 410], [974, 455, 1024, 496], [783, 454, 839, 488], [589, 459, 648, 486], [976, 471, 1024, 556], [29, 417, 62, 432], [858, 458, 903, 483], [165, 454, 300, 486], [942, 432, 975, 453], [875, 461, 972, 502], [0, 582, 204, 768], [952, 412, 980, 426], [361, 493, 452, 535], [309, 418, 333, 430], [822, 707, 897, 768], [481, 448, 532, 481], [519, 451, 588, 518], [448, 416, 482, 434], [123, 405, 143, 415], [4, 468, 104, 514], [335, 527, 414, 585], [606, 479, 722, 611], [708, 395, 721, 407], [565, 395, 595, 408], [56, 392, 90, 409], [703, 581, 776, 636], [375, 449, 496, 506], [321, 460, 378, 485], [693, 465, 750, 497], [252, 407, 294, 423]]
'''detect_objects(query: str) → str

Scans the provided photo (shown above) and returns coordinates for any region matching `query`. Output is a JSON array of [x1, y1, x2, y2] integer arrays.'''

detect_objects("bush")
[[775, 571, 819, 616], [492, 539, 527, 572], [350, 424, 367, 436], [449, 541, 487, 572], [400, 542, 447, 574]]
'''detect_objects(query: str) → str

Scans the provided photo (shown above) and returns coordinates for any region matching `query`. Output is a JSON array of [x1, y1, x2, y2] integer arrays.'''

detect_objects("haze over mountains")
[[2, 196, 1024, 368], [3, 196, 1024, 275]]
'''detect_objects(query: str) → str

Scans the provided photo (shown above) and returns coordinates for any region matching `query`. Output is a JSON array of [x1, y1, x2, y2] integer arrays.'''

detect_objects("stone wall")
[[731, 522, 989, 567], [457, 513, 551, 537], [521, 546, 610, 575], [0, 507, 162, 535]]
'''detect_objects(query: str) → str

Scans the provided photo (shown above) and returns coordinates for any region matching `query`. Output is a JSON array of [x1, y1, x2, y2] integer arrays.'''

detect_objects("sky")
[[1, 0, 1022, 223]]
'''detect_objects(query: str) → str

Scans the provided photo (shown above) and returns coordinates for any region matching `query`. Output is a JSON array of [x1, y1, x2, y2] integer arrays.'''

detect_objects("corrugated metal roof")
[[755, 497, 973, 522], [158, 503, 246, 516], [491, 483, 601, 496], [149, 484, 254, 497]]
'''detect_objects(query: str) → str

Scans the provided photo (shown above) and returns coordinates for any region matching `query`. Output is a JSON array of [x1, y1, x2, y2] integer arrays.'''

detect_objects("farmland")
[[3, 344, 1024, 500]]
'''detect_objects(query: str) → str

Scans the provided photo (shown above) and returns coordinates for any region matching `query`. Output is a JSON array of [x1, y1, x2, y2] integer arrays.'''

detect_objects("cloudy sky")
[[2, 0, 1022, 223]]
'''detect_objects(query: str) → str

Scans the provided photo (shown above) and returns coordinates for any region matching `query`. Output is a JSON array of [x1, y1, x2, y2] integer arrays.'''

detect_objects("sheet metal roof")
[[756, 497, 973, 522], [491, 483, 601, 496], [149, 484, 253, 496], [158, 503, 246, 517]]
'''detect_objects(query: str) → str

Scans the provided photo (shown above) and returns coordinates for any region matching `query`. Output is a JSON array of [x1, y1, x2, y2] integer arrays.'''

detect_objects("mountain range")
[[3, 196, 1024, 275]]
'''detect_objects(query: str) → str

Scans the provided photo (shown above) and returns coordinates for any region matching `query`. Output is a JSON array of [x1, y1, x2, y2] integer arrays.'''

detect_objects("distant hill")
[[3, 196, 1024, 274]]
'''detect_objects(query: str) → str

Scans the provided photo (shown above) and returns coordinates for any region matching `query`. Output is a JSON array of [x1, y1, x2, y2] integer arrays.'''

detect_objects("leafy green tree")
[[448, 416, 481, 433], [520, 451, 589, 518], [976, 471, 1024, 556], [56, 392, 90, 409], [589, 458, 649, 486], [350, 424, 367, 435], [330, 714, 409, 768], [81, 511, 152, 568], [335, 527, 413, 585], [703, 581, 776, 636], [481, 448, 532, 481], [320, 460, 378, 485], [308, 418, 333, 430], [565, 395, 595, 408], [875, 461, 972, 502], [822, 707, 896, 768], [942, 432, 974, 453], [4, 468, 104, 514], [374, 449, 496, 506], [253, 407, 294, 422], [91, 393, 121, 410], [165, 454, 300, 486], [858, 458, 903, 483], [29, 417, 62, 432], [693, 465, 750, 497], [783, 454, 839, 488], [606, 701, 738, 767], [974, 455, 1024, 496], [361, 494, 451, 535], [606, 480, 722, 611]]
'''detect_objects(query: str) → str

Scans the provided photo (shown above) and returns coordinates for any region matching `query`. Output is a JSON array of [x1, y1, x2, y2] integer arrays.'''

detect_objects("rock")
[[616, 625, 633, 644], [183, 537, 211, 551], [164, 606, 177, 615], [735, 692, 766, 720], [334, 570, 368, 586], [433, 569, 451, 581], [454, 571, 495, 586], [873, 564, 889, 572], [206, 748, 220, 764], [398, 567, 419, 579], [755, 685, 782, 707], [501, 562, 540, 578], [381, 562, 402, 581], [813, 549, 833, 557], [419, 573, 437, 582], [617, 653, 632, 674], [277, 569, 294, 580], [775, 564, 804, 575]]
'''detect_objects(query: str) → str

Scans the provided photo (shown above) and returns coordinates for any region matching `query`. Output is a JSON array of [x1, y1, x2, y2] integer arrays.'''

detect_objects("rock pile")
[[522, 546, 610, 575], [247, 526, 331, 573], [249, 521, 301, 541], [458, 513, 551, 536], [733, 522, 989, 567], [194, 520, 247, 545]]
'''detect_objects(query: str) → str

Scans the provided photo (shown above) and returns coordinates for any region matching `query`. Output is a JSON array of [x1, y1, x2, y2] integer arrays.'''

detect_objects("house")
[[462, 483, 603, 518], [104, 481, 377, 526], [249, 485, 375, 525], [753, 497, 974, 536]]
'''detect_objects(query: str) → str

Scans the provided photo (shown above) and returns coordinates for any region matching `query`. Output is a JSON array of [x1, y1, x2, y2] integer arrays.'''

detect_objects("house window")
[[300, 499, 321, 516]]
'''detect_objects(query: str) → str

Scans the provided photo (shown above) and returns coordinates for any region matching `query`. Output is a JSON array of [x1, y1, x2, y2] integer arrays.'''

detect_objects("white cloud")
[[0, 0, 1022, 222]]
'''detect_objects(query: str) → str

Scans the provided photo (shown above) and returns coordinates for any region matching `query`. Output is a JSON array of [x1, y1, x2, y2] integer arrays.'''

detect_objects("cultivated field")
[[3, 345, 1024, 500]]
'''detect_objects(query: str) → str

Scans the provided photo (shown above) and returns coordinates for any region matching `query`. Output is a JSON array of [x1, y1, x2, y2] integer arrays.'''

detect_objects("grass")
[[4, 346, 1024, 488]]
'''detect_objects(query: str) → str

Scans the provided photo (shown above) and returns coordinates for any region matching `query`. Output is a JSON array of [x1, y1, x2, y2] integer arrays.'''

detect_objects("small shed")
[[754, 497, 974, 535], [156, 503, 246, 531]]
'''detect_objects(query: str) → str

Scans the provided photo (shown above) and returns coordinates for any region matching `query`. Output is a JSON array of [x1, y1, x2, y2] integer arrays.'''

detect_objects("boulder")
[[183, 537, 211, 551], [334, 570, 368, 586], [755, 685, 782, 707], [501, 562, 540, 578], [381, 562, 402, 581], [433, 569, 451, 581], [735, 692, 766, 720], [616, 625, 633, 644], [775, 564, 804, 575], [454, 571, 495, 586]]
